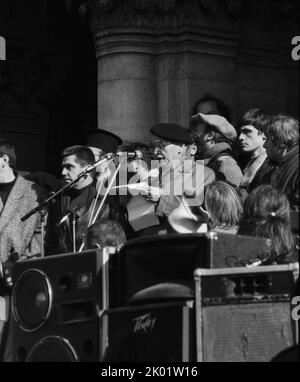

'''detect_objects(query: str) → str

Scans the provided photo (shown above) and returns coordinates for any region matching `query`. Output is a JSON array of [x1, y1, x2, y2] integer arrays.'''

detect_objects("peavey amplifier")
[[194, 263, 299, 362], [100, 301, 195, 362], [11, 248, 117, 362], [117, 233, 272, 306]]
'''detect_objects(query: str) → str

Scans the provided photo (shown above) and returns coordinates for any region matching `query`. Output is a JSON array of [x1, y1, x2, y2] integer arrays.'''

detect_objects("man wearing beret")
[[143, 123, 215, 230], [189, 113, 243, 187], [84, 129, 133, 238], [84, 129, 123, 189], [85, 129, 122, 161]]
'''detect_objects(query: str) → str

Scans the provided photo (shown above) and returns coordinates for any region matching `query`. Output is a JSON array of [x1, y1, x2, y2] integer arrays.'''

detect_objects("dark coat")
[[269, 145, 299, 211], [247, 157, 276, 193], [46, 184, 120, 255]]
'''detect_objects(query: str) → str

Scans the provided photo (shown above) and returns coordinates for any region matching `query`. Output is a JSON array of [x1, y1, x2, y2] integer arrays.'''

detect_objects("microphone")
[[117, 150, 143, 159], [78, 153, 115, 175], [57, 206, 79, 227]]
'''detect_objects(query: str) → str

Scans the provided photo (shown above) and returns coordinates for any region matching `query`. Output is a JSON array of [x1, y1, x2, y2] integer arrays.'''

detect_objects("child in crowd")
[[238, 185, 296, 264], [85, 219, 126, 250], [204, 181, 243, 234]]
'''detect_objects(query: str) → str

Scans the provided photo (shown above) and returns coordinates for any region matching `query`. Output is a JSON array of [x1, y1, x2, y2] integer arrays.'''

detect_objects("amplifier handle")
[[195, 275, 203, 362], [194, 262, 299, 278]]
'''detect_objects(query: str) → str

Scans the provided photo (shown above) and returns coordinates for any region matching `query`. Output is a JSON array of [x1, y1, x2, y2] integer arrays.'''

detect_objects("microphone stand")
[[20, 153, 115, 255], [40, 208, 47, 258], [78, 157, 124, 252], [71, 212, 77, 253]]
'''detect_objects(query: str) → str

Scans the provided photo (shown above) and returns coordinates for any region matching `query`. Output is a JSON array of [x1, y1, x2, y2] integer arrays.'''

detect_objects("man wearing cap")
[[84, 129, 131, 236], [189, 113, 243, 187], [142, 123, 215, 232]]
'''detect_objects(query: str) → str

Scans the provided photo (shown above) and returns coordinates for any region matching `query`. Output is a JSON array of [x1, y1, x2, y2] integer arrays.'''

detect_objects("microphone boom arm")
[[20, 153, 115, 222]]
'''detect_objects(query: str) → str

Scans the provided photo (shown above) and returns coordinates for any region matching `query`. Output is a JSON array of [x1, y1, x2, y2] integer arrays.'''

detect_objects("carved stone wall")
[[82, 0, 299, 141]]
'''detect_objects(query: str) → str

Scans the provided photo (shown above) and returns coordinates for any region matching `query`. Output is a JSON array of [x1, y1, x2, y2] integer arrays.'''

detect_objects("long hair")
[[241, 185, 295, 262], [204, 181, 243, 231]]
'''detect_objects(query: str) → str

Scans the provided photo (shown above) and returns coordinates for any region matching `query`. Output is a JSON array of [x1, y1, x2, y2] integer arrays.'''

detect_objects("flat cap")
[[190, 113, 237, 142], [85, 129, 123, 153], [151, 123, 193, 145]]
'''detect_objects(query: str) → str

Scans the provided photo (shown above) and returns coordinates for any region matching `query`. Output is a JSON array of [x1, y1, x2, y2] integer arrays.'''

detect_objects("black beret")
[[151, 123, 193, 145], [85, 129, 123, 153]]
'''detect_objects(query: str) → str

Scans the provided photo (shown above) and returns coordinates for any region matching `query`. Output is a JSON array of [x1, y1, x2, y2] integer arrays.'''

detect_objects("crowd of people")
[[0, 94, 299, 362], [0, 94, 298, 266]]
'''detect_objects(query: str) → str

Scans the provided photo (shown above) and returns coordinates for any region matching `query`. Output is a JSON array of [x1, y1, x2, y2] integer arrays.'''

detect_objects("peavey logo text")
[[0, 36, 6, 60], [132, 313, 157, 334]]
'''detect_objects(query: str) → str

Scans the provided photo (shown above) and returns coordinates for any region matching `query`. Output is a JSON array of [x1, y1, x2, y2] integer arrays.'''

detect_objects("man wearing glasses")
[[144, 123, 215, 232]]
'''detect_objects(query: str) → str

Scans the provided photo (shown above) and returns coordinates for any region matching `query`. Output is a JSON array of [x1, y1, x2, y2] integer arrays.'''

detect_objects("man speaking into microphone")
[[46, 145, 119, 255]]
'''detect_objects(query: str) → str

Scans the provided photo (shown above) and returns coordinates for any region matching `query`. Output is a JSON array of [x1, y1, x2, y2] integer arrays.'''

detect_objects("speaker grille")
[[12, 269, 53, 332], [26, 336, 79, 362], [202, 302, 294, 362]]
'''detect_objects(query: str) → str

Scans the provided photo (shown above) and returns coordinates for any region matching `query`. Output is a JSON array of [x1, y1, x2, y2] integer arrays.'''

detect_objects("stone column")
[[81, 0, 299, 142], [95, 33, 158, 141]]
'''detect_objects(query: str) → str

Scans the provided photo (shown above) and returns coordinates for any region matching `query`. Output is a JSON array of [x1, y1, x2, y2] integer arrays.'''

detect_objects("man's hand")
[[145, 186, 162, 203]]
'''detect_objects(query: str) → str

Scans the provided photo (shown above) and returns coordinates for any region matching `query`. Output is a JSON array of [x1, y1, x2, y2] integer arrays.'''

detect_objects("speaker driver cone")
[[26, 336, 79, 362], [12, 269, 53, 332]]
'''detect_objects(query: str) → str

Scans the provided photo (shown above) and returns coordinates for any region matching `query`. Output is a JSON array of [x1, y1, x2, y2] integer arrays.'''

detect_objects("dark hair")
[[85, 219, 126, 249], [0, 139, 17, 170], [62, 145, 95, 167], [237, 108, 273, 134], [265, 115, 299, 149], [241, 185, 295, 263], [191, 94, 232, 122], [205, 181, 243, 230]]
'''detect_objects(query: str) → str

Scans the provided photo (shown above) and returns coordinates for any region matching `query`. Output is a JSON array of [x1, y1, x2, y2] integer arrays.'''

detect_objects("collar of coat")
[[0, 174, 33, 227]]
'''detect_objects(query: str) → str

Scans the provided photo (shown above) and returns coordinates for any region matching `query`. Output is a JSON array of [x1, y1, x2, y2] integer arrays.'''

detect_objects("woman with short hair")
[[204, 181, 243, 234]]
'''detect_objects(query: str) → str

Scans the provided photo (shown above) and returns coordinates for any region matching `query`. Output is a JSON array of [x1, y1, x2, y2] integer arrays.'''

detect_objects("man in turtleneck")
[[237, 108, 273, 192], [47, 145, 118, 254]]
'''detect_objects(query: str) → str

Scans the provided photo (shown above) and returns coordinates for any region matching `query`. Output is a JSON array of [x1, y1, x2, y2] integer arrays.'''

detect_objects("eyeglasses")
[[153, 140, 173, 149]]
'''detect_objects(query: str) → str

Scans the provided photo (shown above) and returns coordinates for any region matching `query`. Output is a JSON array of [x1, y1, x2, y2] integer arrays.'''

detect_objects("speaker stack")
[[194, 264, 299, 362], [10, 248, 117, 362], [8, 233, 299, 362]]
